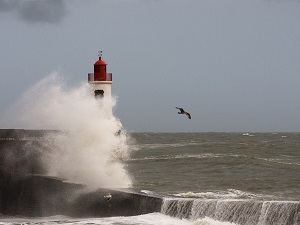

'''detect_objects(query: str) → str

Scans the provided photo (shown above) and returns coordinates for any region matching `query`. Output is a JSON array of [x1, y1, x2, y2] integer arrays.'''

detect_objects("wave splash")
[[2, 72, 132, 188]]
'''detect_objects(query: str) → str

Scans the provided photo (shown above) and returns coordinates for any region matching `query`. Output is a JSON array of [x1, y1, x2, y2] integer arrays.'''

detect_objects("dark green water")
[[127, 133, 300, 201]]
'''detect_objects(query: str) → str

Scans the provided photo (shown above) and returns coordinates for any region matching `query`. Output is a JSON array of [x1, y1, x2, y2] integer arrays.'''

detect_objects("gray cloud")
[[19, 0, 66, 24], [0, 0, 18, 12], [0, 0, 66, 24]]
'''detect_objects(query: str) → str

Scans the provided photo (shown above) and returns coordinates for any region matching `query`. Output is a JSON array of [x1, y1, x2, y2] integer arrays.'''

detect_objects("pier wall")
[[0, 129, 162, 217]]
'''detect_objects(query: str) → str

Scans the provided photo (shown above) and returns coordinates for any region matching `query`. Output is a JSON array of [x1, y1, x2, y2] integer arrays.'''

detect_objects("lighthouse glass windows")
[[94, 90, 104, 98]]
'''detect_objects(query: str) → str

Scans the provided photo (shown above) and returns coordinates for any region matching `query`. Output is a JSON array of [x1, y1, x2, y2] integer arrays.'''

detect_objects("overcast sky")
[[1, 0, 300, 132]]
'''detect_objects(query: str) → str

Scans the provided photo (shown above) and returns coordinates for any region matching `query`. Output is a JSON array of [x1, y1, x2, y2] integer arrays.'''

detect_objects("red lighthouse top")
[[94, 51, 107, 81], [94, 56, 106, 65], [88, 51, 112, 82]]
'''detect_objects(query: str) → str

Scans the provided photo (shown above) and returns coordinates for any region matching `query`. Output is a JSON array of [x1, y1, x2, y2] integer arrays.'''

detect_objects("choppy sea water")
[[1, 132, 299, 225], [129, 132, 300, 201]]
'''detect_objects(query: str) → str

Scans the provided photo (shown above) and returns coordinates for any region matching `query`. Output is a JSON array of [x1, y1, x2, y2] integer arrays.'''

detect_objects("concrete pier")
[[0, 129, 163, 217], [0, 174, 162, 217]]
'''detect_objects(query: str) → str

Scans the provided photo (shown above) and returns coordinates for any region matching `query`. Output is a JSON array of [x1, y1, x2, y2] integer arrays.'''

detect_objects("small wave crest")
[[173, 189, 274, 200], [241, 133, 255, 137], [193, 217, 236, 225], [129, 153, 242, 161]]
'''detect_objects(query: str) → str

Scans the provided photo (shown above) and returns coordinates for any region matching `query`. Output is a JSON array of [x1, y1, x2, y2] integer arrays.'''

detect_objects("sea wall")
[[161, 198, 300, 225], [0, 174, 162, 217], [0, 129, 162, 217]]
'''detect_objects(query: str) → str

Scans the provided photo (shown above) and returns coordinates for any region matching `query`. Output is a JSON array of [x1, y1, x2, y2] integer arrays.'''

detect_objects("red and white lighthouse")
[[88, 51, 113, 115]]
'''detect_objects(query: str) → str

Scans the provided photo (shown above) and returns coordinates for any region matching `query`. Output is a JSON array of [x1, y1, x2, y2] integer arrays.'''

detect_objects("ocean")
[[129, 132, 300, 200], [1, 132, 299, 225]]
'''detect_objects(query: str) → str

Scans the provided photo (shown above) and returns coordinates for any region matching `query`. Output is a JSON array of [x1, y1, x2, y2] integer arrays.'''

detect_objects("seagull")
[[175, 107, 191, 119], [104, 193, 112, 202]]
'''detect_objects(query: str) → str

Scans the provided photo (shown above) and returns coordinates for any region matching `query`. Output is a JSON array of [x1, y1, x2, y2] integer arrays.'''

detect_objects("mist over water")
[[1, 72, 133, 188]]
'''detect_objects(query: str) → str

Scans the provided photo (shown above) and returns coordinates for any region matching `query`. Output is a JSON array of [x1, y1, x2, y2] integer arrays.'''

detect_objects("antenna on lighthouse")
[[98, 50, 103, 59]]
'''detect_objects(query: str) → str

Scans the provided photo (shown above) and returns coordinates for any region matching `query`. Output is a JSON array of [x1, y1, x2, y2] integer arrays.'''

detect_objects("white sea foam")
[[173, 189, 273, 200], [129, 153, 242, 161], [1, 72, 132, 188], [140, 142, 196, 150], [257, 157, 300, 166], [193, 217, 236, 225], [241, 133, 255, 136], [0, 213, 193, 225], [141, 189, 154, 195]]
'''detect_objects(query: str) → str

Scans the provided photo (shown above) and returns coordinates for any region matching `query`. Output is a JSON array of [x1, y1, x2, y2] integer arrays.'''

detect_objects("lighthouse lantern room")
[[88, 51, 112, 99]]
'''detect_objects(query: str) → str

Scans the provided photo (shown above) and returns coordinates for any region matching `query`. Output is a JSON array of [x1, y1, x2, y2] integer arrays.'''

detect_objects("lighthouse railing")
[[88, 73, 112, 81], [106, 73, 112, 81], [88, 73, 94, 81]]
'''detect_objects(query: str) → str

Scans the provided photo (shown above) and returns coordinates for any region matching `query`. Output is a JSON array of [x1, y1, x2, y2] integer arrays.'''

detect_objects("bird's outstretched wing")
[[175, 107, 185, 113], [185, 112, 191, 119]]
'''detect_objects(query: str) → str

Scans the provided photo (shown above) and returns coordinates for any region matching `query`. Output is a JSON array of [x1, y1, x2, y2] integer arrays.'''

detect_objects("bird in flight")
[[104, 193, 112, 202], [175, 107, 191, 119]]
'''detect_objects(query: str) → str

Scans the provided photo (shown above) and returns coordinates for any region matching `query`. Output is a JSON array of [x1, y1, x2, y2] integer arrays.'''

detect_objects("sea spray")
[[2, 72, 133, 188]]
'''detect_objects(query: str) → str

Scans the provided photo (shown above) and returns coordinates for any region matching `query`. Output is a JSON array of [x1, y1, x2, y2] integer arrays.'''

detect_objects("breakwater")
[[0, 129, 162, 217], [161, 197, 300, 225]]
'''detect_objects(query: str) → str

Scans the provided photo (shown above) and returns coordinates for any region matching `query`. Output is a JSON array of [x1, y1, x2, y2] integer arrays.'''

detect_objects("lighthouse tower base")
[[88, 80, 113, 117]]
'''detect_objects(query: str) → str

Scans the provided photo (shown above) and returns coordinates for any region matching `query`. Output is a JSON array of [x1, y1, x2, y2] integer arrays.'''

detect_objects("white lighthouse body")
[[88, 55, 113, 116]]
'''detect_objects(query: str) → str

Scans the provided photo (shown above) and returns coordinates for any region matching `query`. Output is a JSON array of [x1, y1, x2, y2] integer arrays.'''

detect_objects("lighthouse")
[[88, 51, 113, 116]]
